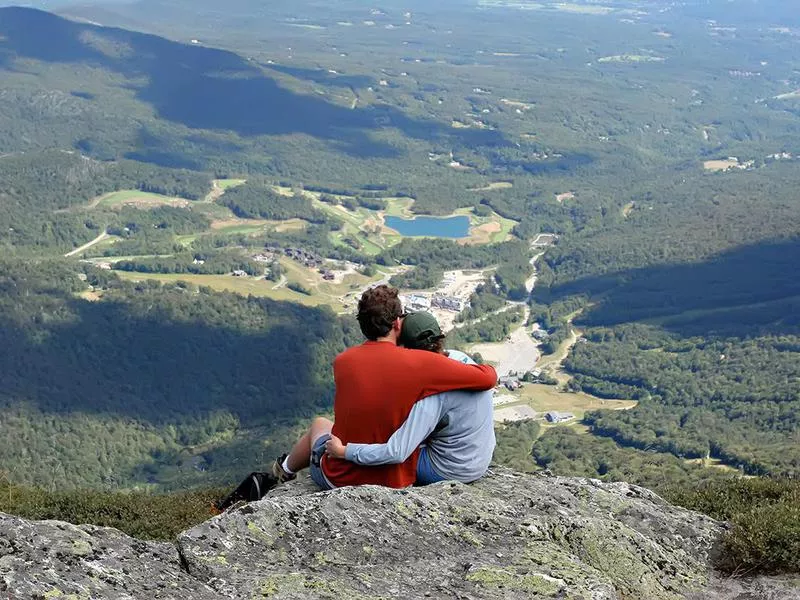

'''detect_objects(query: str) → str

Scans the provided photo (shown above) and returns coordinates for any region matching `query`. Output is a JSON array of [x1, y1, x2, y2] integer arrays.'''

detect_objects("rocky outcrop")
[[1, 468, 798, 599], [0, 514, 218, 599]]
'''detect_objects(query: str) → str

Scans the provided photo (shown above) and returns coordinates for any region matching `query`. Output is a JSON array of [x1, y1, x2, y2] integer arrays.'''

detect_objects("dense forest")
[[220, 182, 327, 223], [0, 150, 212, 253], [0, 259, 359, 487]]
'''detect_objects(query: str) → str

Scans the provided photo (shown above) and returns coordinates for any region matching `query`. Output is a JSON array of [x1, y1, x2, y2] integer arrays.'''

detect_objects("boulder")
[[179, 469, 721, 599], [0, 513, 217, 599], [2, 468, 798, 599]]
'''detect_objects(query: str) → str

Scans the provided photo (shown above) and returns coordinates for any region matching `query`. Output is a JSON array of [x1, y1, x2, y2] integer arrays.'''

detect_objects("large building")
[[401, 294, 431, 312], [545, 411, 575, 424], [431, 295, 468, 312]]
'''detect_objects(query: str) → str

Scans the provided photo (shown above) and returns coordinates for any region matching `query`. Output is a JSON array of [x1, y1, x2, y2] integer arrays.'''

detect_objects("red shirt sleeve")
[[410, 350, 497, 399]]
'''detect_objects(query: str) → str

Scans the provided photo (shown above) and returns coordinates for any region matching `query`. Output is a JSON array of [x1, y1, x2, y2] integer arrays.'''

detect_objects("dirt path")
[[272, 274, 288, 290], [535, 311, 583, 387], [64, 231, 109, 258], [525, 251, 545, 293], [203, 180, 225, 203]]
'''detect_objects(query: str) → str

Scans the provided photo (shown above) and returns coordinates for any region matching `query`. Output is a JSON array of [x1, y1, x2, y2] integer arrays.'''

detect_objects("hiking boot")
[[213, 471, 278, 512], [272, 454, 297, 484]]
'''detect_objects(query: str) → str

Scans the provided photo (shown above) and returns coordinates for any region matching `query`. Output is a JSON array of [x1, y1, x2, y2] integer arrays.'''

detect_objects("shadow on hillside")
[[0, 7, 506, 157], [537, 237, 800, 338], [266, 63, 374, 90], [0, 292, 339, 427]]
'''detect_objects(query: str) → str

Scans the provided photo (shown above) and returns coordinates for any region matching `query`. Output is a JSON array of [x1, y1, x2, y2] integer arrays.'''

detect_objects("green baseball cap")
[[399, 311, 444, 349]]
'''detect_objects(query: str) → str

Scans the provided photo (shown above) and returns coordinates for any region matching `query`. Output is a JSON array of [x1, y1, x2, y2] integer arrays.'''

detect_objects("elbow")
[[480, 365, 498, 390]]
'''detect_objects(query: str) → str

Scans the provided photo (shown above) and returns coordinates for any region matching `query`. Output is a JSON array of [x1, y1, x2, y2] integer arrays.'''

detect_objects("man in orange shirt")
[[272, 285, 497, 489]]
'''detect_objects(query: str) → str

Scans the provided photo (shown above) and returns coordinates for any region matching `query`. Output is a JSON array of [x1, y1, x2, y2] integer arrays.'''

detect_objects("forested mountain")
[[0, 259, 360, 487]]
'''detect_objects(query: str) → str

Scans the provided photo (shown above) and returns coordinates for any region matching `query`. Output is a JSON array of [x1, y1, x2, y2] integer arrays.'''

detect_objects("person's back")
[[322, 286, 497, 489], [324, 342, 496, 487], [424, 350, 495, 483], [325, 317, 498, 486]]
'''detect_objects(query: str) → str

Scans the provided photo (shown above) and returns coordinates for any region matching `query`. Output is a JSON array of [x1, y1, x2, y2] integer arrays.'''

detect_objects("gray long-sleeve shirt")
[[345, 350, 496, 483]]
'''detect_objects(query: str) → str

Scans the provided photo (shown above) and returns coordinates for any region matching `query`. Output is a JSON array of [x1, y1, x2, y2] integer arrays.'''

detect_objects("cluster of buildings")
[[255, 248, 338, 281], [401, 293, 431, 312], [498, 376, 521, 391], [282, 247, 322, 268], [258, 245, 323, 269], [400, 292, 470, 314], [431, 294, 468, 312]]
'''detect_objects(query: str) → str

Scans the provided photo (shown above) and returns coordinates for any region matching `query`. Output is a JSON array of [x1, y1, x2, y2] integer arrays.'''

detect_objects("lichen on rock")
[[178, 468, 722, 599], [2, 468, 798, 599]]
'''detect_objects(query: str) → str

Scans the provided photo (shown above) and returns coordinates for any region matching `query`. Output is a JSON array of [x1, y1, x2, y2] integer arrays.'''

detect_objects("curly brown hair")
[[357, 285, 404, 340], [413, 337, 446, 355]]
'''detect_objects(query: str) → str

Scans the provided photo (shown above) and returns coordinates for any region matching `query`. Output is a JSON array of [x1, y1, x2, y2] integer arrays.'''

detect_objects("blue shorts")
[[310, 433, 335, 490], [416, 446, 446, 485]]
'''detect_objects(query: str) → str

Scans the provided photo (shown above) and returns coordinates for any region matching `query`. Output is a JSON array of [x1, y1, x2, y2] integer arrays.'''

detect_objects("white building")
[[401, 294, 431, 312], [545, 412, 575, 424]]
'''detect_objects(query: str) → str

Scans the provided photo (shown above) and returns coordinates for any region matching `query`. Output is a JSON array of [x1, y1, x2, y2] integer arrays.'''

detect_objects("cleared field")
[[468, 181, 513, 191], [277, 257, 378, 299], [494, 404, 537, 423], [194, 202, 238, 220], [555, 191, 575, 203], [685, 457, 740, 473], [505, 383, 638, 423], [94, 190, 190, 209], [209, 218, 272, 232], [598, 55, 665, 63], [455, 206, 517, 245], [703, 158, 750, 172], [467, 221, 502, 245], [622, 202, 635, 218], [114, 271, 339, 308], [216, 178, 247, 191], [500, 99, 533, 110], [176, 217, 307, 245], [114, 252, 396, 313]]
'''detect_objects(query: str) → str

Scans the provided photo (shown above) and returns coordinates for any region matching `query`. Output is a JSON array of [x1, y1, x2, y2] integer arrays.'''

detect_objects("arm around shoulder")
[[417, 351, 497, 397]]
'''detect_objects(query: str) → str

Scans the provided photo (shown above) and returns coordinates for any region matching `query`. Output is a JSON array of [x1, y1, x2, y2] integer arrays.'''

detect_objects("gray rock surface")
[[0, 513, 218, 599], [179, 468, 722, 599], [1, 468, 798, 599]]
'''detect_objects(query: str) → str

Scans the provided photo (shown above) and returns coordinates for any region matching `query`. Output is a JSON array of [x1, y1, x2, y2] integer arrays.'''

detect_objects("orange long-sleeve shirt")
[[322, 341, 497, 488]]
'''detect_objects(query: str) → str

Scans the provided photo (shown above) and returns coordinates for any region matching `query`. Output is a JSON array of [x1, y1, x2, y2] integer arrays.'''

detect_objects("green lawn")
[[114, 271, 339, 308], [96, 190, 188, 209], [215, 178, 247, 191], [504, 383, 638, 428], [115, 258, 389, 311]]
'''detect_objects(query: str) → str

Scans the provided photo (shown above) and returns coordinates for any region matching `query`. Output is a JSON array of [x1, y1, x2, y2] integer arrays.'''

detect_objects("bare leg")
[[286, 417, 333, 472]]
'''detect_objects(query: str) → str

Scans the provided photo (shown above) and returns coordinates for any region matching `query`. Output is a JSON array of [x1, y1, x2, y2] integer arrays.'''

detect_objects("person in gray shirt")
[[325, 311, 495, 484]]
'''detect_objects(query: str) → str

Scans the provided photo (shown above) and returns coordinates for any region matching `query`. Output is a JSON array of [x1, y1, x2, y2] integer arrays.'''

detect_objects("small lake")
[[385, 215, 470, 238]]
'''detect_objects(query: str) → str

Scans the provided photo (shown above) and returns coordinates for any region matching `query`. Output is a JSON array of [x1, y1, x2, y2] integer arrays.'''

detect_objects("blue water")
[[385, 215, 470, 238]]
